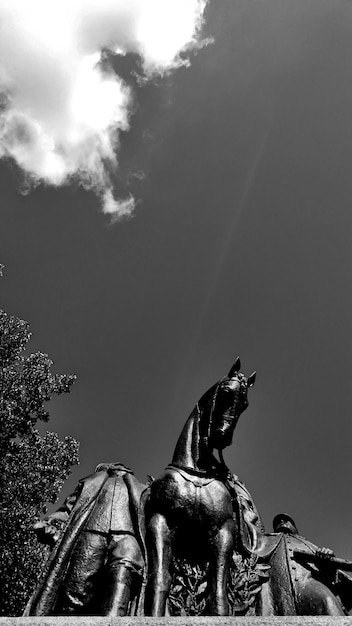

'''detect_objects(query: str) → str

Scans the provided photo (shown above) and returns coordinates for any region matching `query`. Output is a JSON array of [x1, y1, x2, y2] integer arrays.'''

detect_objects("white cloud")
[[0, 0, 208, 219], [102, 190, 135, 221]]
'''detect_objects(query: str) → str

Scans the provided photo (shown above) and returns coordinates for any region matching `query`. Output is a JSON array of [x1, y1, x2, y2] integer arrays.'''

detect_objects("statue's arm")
[[293, 544, 348, 584], [47, 484, 82, 522], [33, 482, 83, 546]]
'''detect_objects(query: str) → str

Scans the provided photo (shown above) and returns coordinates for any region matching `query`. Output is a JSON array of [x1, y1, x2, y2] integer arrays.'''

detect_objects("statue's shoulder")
[[75, 470, 109, 502], [293, 534, 318, 553], [123, 470, 147, 497], [79, 469, 108, 484]]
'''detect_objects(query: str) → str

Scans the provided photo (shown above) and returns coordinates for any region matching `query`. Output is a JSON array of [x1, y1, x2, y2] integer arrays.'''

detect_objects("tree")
[[0, 308, 79, 616]]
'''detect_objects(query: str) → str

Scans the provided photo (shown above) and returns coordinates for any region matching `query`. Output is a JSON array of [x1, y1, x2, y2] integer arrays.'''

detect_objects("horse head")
[[206, 357, 256, 451]]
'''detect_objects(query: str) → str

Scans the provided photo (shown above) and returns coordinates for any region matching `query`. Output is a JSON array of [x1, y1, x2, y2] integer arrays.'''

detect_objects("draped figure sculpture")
[[26, 463, 147, 616], [256, 514, 348, 616]]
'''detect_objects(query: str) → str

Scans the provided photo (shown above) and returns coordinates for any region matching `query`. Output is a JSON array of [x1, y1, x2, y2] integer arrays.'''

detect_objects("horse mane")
[[170, 380, 221, 474], [198, 381, 221, 455]]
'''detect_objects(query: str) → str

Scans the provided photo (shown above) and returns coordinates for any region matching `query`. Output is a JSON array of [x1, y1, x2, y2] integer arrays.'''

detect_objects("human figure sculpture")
[[145, 358, 256, 616], [25, 462, 146, 616], [256, 513, 345, 616]]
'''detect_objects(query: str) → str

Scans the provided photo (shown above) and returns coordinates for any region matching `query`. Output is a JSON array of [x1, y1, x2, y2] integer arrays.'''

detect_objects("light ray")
[[173, 118, 273, 399]]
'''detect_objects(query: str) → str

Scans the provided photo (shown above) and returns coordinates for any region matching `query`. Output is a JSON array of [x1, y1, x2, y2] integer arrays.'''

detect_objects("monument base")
[[1, 617, 351, 626]]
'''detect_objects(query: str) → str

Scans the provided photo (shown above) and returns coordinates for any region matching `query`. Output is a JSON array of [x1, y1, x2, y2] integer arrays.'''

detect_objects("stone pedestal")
[[1, 618, 352, 626]]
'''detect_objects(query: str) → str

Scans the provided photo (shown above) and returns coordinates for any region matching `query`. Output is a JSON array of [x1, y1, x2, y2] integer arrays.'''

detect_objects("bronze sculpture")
[[167, 473, 269, 616], [26, 462, 146, 616], [26, 358, 352, 617], [145, 358, 256, 616], [256, 513, 347, 615]]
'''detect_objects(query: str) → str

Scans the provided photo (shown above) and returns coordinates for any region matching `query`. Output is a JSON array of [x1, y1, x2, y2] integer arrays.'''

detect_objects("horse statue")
[[145, 358, 256, 616]]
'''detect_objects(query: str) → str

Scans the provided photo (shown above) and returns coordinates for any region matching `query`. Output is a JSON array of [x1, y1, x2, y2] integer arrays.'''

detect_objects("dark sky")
[[2, 0, 352, 557]]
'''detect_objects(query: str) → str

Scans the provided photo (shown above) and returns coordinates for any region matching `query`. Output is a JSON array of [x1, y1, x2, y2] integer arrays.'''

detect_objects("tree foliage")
[[0, 309, 79, 616]]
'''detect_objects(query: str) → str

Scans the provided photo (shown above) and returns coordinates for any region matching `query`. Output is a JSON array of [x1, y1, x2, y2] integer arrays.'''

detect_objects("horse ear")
[[247, 371, 256, 387], [228, 357, 241, 377]]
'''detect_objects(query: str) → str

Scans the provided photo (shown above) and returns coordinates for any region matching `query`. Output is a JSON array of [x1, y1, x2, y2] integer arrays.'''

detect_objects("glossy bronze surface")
[[256, 516, 347, 616], [145, 359, 256, 616], [26, 463, 147, 616], [26, 360, 352, 617]]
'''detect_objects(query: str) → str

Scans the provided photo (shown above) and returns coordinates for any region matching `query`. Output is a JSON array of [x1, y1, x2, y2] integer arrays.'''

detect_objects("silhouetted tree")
[[0, 307, 79, 615]]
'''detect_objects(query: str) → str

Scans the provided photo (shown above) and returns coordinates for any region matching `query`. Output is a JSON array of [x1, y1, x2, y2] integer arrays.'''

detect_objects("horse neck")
[[171, 405, 210, 474]]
